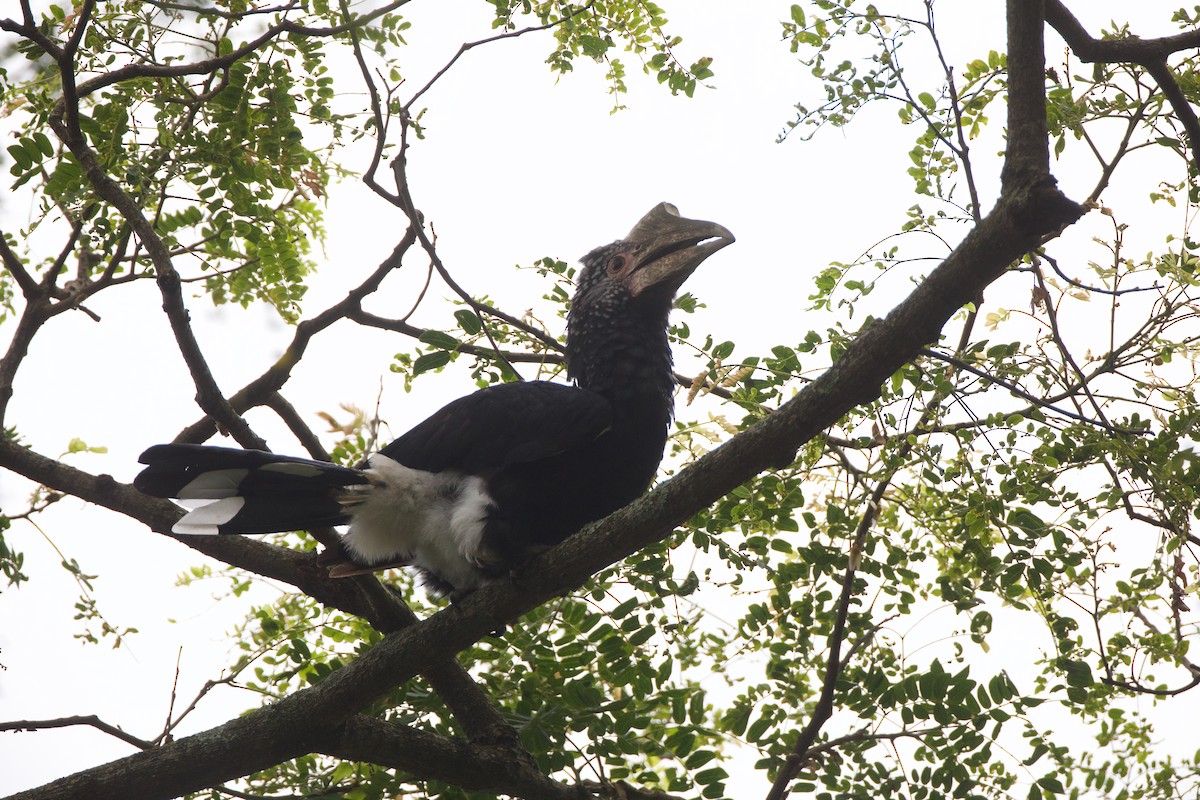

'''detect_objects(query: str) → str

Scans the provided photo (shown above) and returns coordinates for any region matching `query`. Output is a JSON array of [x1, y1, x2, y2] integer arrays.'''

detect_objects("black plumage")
[[134, 203, 734, 595]]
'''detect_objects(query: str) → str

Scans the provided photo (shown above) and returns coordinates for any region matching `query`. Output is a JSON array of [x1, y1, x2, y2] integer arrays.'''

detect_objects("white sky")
[[2, 1, 1198, 796]]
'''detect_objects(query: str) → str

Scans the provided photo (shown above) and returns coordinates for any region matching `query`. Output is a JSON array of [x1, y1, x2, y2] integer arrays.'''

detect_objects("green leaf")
[[579, 34, 609, 58], [454, 309, 482, 335], [1057, 657, 1093, 688], [689, 689, 706, 723], [7, 144, 31, 169], [722, 703, 750, 736], [696, 766, 728, 785], [413, 351, 452, 375], [628, 626, 655, 646], [418, 330, 461, 351], [611, 597, 639, 618], [1037, 775, 1065, 793]]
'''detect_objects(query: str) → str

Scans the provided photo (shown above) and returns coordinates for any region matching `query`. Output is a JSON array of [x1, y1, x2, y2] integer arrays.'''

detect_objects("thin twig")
[[917, 348, 1145, 435], [403, 7, 593, 112], [1033, 251, 1157, 297]]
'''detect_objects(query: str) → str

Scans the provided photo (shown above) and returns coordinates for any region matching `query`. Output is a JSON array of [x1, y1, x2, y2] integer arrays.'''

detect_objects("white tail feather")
[[178, 469, 250, 499], [172, 497, 246, 535]]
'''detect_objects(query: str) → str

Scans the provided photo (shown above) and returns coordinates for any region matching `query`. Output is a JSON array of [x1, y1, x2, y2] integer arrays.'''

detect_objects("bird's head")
[[567, 203, 734, 393], [573, 202, 735, 313]]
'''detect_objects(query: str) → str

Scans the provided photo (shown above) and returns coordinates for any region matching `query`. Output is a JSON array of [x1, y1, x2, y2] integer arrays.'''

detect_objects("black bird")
[[134, 203, 734, 595]]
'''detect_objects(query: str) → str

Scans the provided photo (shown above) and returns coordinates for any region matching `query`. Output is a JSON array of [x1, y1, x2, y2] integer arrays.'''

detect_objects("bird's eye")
[[607, 254, 627, 274]]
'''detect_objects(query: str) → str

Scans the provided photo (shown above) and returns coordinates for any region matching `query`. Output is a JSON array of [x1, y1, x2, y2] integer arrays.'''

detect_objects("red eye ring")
[[607, 254, 627, 274]]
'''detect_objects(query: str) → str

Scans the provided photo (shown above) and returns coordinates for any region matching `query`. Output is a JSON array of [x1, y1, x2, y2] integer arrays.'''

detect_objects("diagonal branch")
[[0, 232, 39, 297], [403, 6, 592, 112], [0, 295, 53, 424], [917, 347, 1143, 434], [350, 309, 565, 362], [4, 124, 1085, 800], [764, 478, 876, 800], [172, 227, 419, 445]]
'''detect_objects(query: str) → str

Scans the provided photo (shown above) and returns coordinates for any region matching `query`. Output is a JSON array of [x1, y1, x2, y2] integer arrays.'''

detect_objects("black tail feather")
[[135, 444, 367, 535]]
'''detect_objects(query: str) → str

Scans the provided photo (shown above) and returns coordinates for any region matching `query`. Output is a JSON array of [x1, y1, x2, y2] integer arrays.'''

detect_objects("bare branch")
[[265, 392, 331, 461], [338, 0, 402, 207], [0, 716, 154, 752], [403, 8, 590, 112], [349, 309, 564, 363]]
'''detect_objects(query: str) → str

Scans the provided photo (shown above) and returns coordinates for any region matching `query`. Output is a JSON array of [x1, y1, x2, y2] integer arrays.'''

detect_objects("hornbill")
[[134, 203, 734, 596]]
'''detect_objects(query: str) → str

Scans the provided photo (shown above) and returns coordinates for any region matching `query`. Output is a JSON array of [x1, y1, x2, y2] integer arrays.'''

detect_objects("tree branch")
[[1002, 0, 1050, 189], [764, 481, 875, 800], [0, 231, 39, 297], [41, 49, 266, 450], [4, 124, 1085, 799], [173, 227, 419, 444], [916, 347, 1143, 434], [1045, 0, 1200, 169], [319, 716, 574, 800], [0, 716, 153, 752], [349, 309, 565, 362], [403, 8, 590, 112]]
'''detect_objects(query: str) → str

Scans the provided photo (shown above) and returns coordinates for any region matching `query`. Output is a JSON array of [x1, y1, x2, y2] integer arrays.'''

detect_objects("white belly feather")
[[339, 454, 495, 592]]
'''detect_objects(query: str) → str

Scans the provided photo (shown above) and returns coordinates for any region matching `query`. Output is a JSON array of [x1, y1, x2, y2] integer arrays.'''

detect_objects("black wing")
[[376, 380, 613, 474]]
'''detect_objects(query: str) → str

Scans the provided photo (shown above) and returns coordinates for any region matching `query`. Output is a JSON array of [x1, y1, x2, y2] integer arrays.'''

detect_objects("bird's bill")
[[626, 202, 735, 298]]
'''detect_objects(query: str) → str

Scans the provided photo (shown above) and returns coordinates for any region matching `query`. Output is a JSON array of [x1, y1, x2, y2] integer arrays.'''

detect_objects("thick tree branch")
[[0, 232, 39, 297], [0, 436, 378, 612], [320, 716, 574, 800], [5, 142, 1085, 800], [0, 296, 52, 424], [1002, 0, 1049, 189]]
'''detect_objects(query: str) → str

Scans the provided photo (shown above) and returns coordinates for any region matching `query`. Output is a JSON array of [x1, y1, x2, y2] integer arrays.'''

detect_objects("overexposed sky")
[[2, 1, 1197, 795]]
